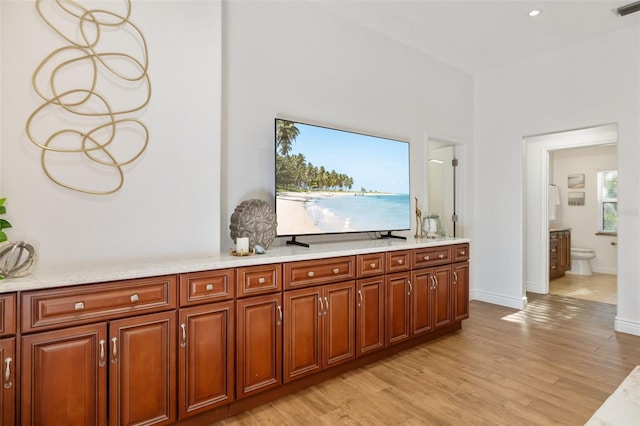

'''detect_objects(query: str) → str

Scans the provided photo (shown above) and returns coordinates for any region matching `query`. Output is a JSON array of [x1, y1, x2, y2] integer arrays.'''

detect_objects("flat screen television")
[[275, 118, 411, 246]]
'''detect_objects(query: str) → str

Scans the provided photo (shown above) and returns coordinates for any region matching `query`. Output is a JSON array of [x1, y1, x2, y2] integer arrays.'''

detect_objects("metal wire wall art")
[[26, 0, 151, 195]]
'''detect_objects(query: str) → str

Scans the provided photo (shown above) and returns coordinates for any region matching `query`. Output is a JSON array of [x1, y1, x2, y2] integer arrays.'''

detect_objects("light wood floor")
[[550, 273, 617, 305], [218, 294, 639, 425]]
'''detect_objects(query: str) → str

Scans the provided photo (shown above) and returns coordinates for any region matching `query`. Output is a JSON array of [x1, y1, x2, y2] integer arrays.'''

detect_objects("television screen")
[[275, 119, 411, 239]]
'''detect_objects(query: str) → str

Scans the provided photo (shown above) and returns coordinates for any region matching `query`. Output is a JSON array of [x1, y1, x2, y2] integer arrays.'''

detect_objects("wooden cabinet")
[[20, 277, 178, 426], [0, 294, 16, 426], [236, 293, 282, 399], [284, 281, 355, 382], [550, 230, 571, 279], [452, 261, 470, 322], [356, 276, 385, 357], [385, 272, 411, 346], [178, 302, 233, 419], [410, 265, 454, 337]]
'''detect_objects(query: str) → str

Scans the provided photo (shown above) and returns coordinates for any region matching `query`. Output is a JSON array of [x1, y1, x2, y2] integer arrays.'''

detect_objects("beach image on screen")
[[275, 119, 411, 236]]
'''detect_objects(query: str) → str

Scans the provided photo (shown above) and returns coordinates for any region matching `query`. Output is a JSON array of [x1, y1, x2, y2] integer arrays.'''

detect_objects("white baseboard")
[[614, 316, 640, 336], [593, 266, 617, 275], [470, 290, 527, 310], [526, 280, 545, 294]]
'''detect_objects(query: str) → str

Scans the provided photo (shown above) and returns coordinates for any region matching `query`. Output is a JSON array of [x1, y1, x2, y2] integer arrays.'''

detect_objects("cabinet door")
[[385, 272, 411, 346], [0, 338, 15, 426], [21, 323, 108, 426], [356, 277, 385, 357], [178, 301, 234, 420], [284, 287, 322, 383], [410, 269, 433, 336], [452, 262, 470, 322], [433, 266, 452, 329], [236, 294, 282, 398], [110, 311, 176, 426], [323, 281, 355, 368]]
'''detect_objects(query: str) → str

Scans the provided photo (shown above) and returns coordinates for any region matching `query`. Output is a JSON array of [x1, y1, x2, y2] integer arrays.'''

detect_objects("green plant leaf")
[[0, 198, 6, 206], [0, 231, 7, 243], [0, 206, 5, 215], [0, 219, 11, 230]]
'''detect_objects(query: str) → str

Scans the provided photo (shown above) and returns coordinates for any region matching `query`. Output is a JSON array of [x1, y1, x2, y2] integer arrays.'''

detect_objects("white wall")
[[475, 26, 640, 335], [551, 145, 618, 274], [222, 1, 473, 250], [1, 1, 222, 271]]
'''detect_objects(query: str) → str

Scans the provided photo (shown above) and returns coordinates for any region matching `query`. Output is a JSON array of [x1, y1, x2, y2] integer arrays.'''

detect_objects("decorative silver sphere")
[[0, 241, 36, 279]]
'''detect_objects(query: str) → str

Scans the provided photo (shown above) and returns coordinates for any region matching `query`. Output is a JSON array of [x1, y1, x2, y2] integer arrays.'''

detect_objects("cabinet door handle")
[[3, 357, 12, 389], [332, 268, 339, 274], [324, 296, 329, 315], [180, 323, 187, 348], [277, 305, 283, 326], [319, 298, 324, 316], [358, 290, 363, 307], [307, 271, 315, 277], [430, 276, 436, 290], [453, 272, 458, 284], [111, 337, 118, 364], [99, 340, 106, 367], [130, 293, 139, 303], [408, 280, 413, 296]]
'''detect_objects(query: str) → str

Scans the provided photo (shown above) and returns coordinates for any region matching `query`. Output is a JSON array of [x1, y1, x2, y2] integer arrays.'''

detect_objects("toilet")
[[570, 247, 596, 275]]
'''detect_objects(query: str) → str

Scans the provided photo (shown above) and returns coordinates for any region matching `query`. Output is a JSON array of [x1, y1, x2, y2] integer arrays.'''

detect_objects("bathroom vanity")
[[550, 228, 571, 279]]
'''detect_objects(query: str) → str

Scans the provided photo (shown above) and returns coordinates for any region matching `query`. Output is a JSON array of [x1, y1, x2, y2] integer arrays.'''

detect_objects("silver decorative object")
[[230, 199, 277, 250], [0, 241, 36, 279]]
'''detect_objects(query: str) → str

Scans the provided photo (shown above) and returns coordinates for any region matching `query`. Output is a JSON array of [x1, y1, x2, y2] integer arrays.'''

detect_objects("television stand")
[[286, 236, 310, 248], [379, 231, 406, 241]]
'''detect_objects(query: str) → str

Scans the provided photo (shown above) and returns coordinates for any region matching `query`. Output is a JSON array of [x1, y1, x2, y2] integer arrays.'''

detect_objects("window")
[[597, 170, 617, 233]]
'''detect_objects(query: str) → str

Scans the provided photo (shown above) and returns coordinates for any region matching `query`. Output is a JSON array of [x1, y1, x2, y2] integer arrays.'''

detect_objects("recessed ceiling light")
[[529, 9, 542, 17]]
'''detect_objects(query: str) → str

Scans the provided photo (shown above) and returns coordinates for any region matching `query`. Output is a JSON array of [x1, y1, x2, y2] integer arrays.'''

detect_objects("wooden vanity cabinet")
[[20, 276, 178, 426], [356, 276, 385, 357], [0, 293, 16, 426], [550, 230, 571, 279], [385, 271, 412, 346]]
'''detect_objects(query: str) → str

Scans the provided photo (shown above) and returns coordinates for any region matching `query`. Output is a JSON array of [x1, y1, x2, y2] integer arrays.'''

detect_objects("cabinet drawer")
[[284, 256, 355, 290], [549, 240, 558, 259], [386, 250, 410, 273], [236, 264, 281, 297], [452, 244, 470, 263], [21, 275, 177, 333], [180, 268, 235, 306], [357, 253, 385, 277], [0, 293, 16, 337], [412, 246, 451, 269]]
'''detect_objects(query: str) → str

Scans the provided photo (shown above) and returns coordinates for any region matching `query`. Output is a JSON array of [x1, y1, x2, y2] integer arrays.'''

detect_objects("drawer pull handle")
[[460, 250, 466, 255], [99, 340, 106, 367], [424, 255, 430, 260], [111, 337, 118, 364], [397, 259, 403, 265], [308, 271, 315, 278], [258, 277, 266, 284], [438, 254, 445, 259], [4, 358, 12, 389], [130, 294, 139, 303], [277, 305, 283, 326], [370, 263, 376, 268], [180, 324, 187, 348], [332, 268, 339, 274], [206, 284, 214, 291], [358, 290, 363, 307], [74, 302, 85, 311]]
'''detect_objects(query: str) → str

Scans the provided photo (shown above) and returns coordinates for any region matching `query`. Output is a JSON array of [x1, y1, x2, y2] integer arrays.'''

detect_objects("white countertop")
[[0, 237, 470, 293]]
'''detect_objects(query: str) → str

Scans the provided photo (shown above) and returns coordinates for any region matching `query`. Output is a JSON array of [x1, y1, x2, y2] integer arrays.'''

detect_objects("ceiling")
[[316, 0, 640, 74]]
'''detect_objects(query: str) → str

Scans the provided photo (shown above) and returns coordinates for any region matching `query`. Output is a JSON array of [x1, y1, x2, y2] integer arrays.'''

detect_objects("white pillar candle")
[[236, 237, 249, 254]]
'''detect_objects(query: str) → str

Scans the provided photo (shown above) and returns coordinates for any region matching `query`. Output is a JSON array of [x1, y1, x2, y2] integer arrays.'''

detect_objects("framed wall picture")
[[568, 191, 585, 206], [568, 174, 585, 188]]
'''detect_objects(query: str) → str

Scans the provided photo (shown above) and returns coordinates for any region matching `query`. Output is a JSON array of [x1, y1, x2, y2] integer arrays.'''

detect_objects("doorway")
[[524, 123, 618, 302]]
